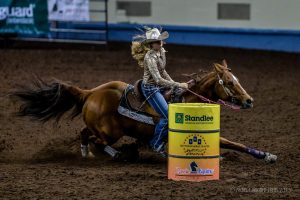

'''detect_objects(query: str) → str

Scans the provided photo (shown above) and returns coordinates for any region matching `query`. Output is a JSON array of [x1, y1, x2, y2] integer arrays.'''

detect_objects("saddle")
[[117, 80, 184, 125], [131, 80, 170, 103]]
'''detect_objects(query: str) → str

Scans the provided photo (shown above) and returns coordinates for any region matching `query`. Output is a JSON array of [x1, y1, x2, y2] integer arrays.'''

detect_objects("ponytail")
[[131, 41, 150, 68]]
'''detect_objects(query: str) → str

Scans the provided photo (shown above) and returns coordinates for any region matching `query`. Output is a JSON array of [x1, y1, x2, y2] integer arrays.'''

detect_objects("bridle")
[[139, 71, 241, 110], [184, 73, 240, 110], [215, 72, 239, 105], [216, 73, 232, 97]]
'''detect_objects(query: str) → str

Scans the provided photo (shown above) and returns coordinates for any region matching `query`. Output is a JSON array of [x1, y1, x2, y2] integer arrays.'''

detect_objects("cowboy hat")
[[142, 28, 169, 44]]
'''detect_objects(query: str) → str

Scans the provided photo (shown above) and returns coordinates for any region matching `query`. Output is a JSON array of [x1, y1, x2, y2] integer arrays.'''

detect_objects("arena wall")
[[100, 0, 300, 53]]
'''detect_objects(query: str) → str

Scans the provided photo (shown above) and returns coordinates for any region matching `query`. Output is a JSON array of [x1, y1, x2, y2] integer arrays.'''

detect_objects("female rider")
[[140, 28, 188, 157]]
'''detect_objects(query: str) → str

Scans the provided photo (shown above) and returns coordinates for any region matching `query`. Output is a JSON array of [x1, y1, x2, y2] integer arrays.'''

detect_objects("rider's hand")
[[179, 82, 189, 89]]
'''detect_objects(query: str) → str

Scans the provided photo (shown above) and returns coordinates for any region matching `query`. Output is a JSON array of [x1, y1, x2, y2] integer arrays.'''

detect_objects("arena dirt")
[[0, 43, 299, 199]]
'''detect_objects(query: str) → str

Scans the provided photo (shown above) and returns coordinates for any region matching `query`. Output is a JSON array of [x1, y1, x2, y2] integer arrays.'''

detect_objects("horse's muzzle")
[[241, 98, 253, 109]]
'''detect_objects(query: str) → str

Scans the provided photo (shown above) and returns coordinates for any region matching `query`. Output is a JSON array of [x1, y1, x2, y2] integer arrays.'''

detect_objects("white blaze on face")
[[231, 73, 247, 95], [232, 74, 239, 83]]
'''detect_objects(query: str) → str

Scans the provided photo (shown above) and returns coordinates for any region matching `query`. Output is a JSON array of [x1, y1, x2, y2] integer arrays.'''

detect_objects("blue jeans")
[[141, 83, 168, 150]]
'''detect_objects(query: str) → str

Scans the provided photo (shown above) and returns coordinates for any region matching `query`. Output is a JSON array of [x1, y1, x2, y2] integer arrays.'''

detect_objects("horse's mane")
[[182, 69, 213, 83]]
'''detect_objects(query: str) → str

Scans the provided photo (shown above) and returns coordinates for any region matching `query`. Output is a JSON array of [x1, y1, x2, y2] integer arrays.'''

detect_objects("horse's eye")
[[228, 81, 234, 86]]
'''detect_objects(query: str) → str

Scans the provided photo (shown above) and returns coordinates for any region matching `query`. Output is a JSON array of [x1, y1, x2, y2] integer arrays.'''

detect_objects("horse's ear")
[[222, 59, 228, 68], [213, 63, 224, 74]]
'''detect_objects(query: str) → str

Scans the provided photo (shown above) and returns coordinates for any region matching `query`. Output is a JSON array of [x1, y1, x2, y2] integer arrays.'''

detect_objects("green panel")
[[0, 0, 49, 34]]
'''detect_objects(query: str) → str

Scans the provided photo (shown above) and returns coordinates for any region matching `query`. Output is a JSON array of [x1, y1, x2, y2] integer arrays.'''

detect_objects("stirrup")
[[155, 142, 166, 152], [153, 142, 167, 158]]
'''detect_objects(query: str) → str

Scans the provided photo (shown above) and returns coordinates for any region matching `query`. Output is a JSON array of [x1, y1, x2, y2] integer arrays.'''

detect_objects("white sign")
[[48, 0, 89, 21]]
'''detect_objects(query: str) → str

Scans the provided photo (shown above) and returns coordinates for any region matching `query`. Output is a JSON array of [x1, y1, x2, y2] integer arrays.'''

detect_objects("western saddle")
[[118, 79, 193, 125]]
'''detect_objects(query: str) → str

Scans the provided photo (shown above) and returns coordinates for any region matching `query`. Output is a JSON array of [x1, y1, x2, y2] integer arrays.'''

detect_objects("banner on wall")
[[48, 0, 90, 22], [0, 0, 49, 34]]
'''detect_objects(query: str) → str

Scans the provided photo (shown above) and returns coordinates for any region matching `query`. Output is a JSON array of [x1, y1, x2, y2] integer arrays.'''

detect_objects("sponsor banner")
[[168, 158, 219, 181], [168, 132, 220, 156], [48, 0, 89, 22], [0, 0, 49, 34]]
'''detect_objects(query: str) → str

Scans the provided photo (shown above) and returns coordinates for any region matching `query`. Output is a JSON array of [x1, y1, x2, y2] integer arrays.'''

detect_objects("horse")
[[11, 60, 277, 163]]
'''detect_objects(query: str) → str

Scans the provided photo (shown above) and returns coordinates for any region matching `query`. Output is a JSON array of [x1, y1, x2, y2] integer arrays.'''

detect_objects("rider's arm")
[[162, 69, 174, 82], [160, 47, 167, 67], [145, 54, 180, 88], [160, 47, 174, 82]]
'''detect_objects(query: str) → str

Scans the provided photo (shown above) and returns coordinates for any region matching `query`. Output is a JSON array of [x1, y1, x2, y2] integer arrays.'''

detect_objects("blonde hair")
[[131, 41, 150, 68]]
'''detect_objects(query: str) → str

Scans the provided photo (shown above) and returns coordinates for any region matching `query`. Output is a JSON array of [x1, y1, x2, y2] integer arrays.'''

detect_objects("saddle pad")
[[117, 106, 154, 125], [118, 84, 155, 125]]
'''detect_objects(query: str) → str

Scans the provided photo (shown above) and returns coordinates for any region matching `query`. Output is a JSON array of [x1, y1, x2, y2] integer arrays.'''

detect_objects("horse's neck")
[[183, 72, 217, 103]]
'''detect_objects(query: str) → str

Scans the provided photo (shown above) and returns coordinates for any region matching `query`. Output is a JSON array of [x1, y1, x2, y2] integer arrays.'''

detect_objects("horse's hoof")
[[81, 144, 95, 159], [264, 152, 277, 163], [81, 144, 89, 158], [87, 151, 95, 158], [113, 152, 122, 160], [220, 156, 224, 161], [118, 143, 140, 162]]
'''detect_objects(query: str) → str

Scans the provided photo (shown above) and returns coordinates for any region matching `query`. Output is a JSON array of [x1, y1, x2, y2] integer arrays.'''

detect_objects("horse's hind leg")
[[81, 126, 121, 159], [220, 137, 277, 163], [80, 127, 95, 158], [91, 123, 123, 159]]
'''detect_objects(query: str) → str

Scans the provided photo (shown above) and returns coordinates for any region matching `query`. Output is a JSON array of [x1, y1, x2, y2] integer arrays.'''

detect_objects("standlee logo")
[[176, 161, 214, 176], [175, 113, 184, 124], [0, 4, 35, 20], [175, 112, 213, 123], [185, 114, 213, 122]]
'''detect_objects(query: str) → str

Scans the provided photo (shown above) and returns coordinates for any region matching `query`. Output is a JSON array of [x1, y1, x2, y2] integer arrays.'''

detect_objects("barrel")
[[168, 103, 220, 182]]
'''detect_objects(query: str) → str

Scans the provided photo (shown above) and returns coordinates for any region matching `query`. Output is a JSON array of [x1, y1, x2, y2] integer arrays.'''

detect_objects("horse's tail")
[[11, 77, 90, 123]]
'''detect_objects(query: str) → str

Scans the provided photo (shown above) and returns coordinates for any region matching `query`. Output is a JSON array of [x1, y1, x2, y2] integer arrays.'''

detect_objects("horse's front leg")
[[220, 137, 277, 163]]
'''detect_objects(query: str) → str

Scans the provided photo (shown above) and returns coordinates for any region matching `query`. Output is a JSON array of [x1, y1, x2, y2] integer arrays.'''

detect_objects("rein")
[[185, 88, 240, 110], [184, 79, 240, 110]]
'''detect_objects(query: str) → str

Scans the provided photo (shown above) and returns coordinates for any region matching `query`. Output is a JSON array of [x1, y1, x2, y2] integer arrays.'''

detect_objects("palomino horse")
[[12, 60, 277, 163]]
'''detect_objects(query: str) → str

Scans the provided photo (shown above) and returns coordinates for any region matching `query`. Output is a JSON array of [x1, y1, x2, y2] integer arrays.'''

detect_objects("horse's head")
[[212, 60, 253, 109]]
